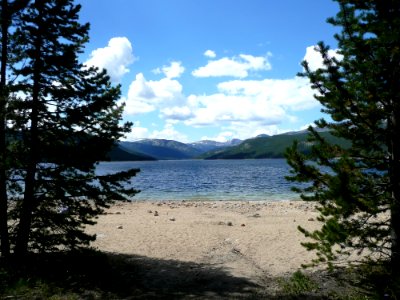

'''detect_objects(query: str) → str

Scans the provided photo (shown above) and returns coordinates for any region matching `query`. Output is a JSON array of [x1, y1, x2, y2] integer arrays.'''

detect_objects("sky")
[[76, 0, 340, 143]]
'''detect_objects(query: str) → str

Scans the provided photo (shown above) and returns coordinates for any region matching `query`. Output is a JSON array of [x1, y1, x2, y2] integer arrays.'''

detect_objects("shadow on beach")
[[0, 249, 333, 299], [1, 250, 263, 299]]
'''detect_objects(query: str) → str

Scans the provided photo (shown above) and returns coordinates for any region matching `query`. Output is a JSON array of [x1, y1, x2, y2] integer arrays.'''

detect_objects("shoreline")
[[123, 195, 303, 202]]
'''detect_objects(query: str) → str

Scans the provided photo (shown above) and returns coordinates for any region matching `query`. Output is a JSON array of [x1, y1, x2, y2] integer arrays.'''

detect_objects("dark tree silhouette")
[[0, 0, 139, 256], [286, 0, 400, 291]]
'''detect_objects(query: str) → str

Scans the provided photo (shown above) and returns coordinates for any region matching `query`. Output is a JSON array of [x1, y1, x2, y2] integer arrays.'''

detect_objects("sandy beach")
[[85, 200, 326, 295]]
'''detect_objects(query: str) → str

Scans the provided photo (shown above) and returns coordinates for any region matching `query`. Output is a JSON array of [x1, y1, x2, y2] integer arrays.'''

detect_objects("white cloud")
[[201, 131, 234, 143], [153, 61, 185, 79], [121, 73, 155, 115], [161, 106, 193, 120], [123, 75, 317, 135], [153, 75, 318, 139], [85, 37, 135, 82], [123, 73, 185, 115], [204, 50, 216, 58], [183, 93, 286, 127], [303, 45, 343, 71], [166, 76, 315, 126], [122, 125, 149, 141], [217, 76, 316, 111], [122, 123, 189, 142], [192, 53, 272, 78], [225, 123, 285, 140], [149, 123, 189, 142]]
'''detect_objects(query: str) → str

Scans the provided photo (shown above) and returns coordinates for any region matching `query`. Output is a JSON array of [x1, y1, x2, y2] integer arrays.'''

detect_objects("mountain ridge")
[[199, 131, 349, 159], [110, 129, 348, 161]]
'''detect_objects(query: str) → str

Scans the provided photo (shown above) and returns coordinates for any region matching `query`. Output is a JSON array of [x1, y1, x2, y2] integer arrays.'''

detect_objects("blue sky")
[[77, 0, 340, 143]]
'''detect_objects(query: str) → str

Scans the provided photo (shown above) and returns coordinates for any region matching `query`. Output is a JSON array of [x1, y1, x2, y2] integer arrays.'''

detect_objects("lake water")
[[96, 159, 301, 201]]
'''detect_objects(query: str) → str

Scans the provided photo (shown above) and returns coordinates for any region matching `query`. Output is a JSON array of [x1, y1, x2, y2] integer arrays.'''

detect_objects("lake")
[[96, 159, 301, 201]]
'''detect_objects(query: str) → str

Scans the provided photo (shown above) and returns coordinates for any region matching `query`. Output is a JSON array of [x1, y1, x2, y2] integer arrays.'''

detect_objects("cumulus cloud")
[[122, 75, 317, 135], [154, 75, 317, 138], [149, 123, 189, 142], [122, 125, 149, 141], [302, 45, 343, 71], [217, 76, 316, 111], [192, 53, 272, 78], [85, 37, 135, 82], [120, 74, 155, 115], [123, 73, 185, 115], [153, 61, 185, 78], [161, 106, 193, 120], [122, 123, 188, 142], [204, 50, 216, 58], [183, 93, 286, 127]]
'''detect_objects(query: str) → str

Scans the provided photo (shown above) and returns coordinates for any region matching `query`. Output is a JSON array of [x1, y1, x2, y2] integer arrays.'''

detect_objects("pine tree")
[[2, 0, 139, 255], [285, 0, 400, 287]]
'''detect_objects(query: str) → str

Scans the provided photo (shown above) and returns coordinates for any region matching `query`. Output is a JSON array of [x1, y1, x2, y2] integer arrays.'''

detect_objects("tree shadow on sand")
[[0, 249, 344, 299], [0, 249, 263, 299]]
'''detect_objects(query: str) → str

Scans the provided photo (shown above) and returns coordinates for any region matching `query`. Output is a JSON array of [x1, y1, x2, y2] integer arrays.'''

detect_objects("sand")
[[86, 200, 323, 290]]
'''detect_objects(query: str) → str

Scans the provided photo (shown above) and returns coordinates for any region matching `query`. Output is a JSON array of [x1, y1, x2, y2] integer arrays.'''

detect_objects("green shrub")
[[279, 270, 318, 295]]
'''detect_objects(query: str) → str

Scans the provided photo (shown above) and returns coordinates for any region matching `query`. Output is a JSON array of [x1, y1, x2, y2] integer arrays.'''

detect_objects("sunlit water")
[[96, 159, 302, 201]]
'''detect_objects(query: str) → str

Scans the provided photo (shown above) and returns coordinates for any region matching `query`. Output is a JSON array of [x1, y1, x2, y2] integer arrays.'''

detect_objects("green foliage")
[[278, 270, 318, 296], [4, 279, 80, 300], [285, 0, 400, 289]]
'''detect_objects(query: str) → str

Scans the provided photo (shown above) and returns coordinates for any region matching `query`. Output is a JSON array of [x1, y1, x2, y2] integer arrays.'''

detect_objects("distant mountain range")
[[120, 139, 202, 160], [106, 145, 156, 161], [188, 139, 242, 153], [117, 138, 242, 160], [107, 129, 349, 161], [200, 130, 348, 159]]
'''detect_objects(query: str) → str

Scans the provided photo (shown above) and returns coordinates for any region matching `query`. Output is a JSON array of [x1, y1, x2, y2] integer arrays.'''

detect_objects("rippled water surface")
[[96, 159, 301, 201]]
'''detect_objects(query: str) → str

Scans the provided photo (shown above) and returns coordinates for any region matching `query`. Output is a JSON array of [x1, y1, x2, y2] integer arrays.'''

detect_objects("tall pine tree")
[[0, 0, 139, 255], [286, 0, 400, 288]]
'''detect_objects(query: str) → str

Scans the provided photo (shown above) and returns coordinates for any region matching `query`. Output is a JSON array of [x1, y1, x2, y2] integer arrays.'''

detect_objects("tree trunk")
[[0, 0, 10, 257], [14, 64, 40, 256], [14, 81, 40, 255]]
